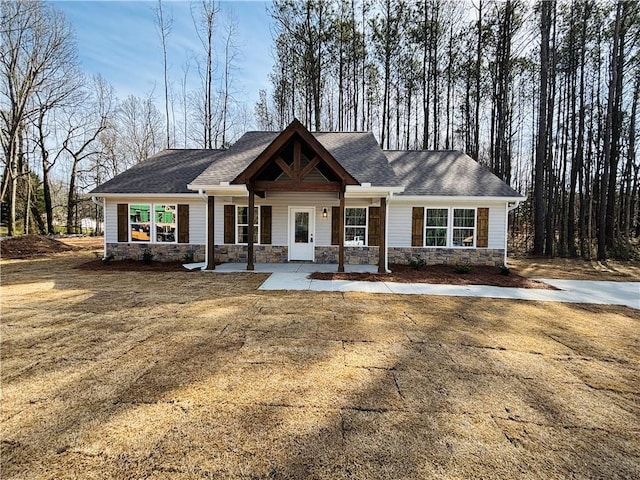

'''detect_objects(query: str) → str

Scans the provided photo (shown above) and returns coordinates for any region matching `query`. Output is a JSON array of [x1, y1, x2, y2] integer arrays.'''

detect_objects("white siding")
[[104, 197, 207, 245], [387, 204, 413, 248], [387, 199, 508, 249], [105, 195, 509, 251], [105, 201, 118, 243], [214, 192, 377, 246], [487, 205, 506, 249], [188, 201, 207, 244]]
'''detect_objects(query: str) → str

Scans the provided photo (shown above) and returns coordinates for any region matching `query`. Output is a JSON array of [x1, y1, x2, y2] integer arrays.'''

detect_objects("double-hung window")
[[452, 208, 476, 247], [237, 206, 259, 244], [345, 207, 367, 246], [129, 204, 177, 243], [425, 208, 448, 246]]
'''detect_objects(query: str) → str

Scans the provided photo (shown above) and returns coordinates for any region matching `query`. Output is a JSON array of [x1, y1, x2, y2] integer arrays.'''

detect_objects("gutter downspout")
[[504, 200, 522, 267], [385, 192, 393, 273], [91, 196, 106, 259]]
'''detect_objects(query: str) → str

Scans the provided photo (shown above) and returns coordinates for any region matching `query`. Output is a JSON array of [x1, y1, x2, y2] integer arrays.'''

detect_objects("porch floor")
[[204, 263, 377, 274]]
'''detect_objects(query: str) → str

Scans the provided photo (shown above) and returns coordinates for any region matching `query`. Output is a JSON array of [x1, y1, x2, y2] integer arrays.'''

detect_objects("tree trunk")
[[533, 0, 553, 255], [598, 1, 622, 260]]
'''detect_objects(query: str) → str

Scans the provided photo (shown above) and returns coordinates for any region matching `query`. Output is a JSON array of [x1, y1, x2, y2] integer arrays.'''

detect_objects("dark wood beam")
[[253, 180, 341, 192], [232, 119, 359, 186], [275, 156, 294, 179], [247, 188, 255, 271], [378, 196, 387, 274], [293, 139, 301, 178], [206, 196, 215, 270], [338, 189, 345, 273], [299, 155, 321, 180]]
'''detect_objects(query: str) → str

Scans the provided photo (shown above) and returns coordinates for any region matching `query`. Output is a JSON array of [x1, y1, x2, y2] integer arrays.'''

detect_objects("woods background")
[[1, 0, 639, 260]]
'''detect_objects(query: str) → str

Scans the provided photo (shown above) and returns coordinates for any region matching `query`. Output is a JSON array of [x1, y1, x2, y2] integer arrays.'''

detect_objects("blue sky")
[[53, 1, 274, 114]]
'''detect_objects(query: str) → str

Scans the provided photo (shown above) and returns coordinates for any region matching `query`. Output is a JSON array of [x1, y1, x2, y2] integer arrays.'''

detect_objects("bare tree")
[[220, 11, 240, 148], [117, 94, 164, 166], [61, 76, 115, 233], [192, 0, 218, 148], [0, 0, 80, 235], [154, 0, 173, 149]]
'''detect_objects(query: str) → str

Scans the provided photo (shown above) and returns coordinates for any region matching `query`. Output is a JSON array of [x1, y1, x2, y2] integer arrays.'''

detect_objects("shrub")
[[142, 249, 154, 265], [408, 255, 427, 270], [183, 251, 195, 263], [453, 262, 473, 274], [498, 264, 510, 276]]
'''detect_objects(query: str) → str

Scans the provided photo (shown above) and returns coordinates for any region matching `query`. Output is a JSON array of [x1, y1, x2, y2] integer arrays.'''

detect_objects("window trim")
[[452, 207, 477, 248], [344, 206, 368, 246], [128, 203, 178, 244], [424, 207, 449, 248], [235, 205, 260, 245], [421, 207, 478, 249]]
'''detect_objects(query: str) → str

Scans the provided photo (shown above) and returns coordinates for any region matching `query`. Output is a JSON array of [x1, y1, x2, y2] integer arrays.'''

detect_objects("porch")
[[196, 262, 378, 274]]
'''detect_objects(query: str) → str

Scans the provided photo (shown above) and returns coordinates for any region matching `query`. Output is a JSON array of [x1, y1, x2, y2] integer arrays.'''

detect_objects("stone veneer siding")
[[107, 243, 205, 262], [214, 245, 288, 264], [388, 247, 505, 266], [107, 243, 504, 266]]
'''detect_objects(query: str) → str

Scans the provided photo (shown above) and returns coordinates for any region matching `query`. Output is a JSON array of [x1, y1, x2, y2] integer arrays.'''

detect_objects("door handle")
[[310, 235, 314, 243]]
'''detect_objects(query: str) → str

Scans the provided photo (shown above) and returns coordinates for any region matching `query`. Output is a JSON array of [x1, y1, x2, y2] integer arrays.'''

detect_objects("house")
[[90, 119, 525, 272]]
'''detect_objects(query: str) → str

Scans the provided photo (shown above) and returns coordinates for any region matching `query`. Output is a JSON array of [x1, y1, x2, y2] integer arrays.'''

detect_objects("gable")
[[232, 119, 359, 190]]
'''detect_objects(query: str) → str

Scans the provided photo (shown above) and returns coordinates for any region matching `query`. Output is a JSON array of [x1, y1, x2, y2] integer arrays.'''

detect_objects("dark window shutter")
[[331, 206, 340, 245], [368, 207, 380, 246], [177, 204, 189, 243], [411, 207, 424, 247], [476, 208, 489, 248], [117, 204, 128, 242], [224, 205, 235, 244], [260, 205, 272, 244]]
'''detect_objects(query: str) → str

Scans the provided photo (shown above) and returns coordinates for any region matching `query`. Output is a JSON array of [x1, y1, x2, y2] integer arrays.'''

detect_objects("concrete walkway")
[[198, 263, 640, 310]]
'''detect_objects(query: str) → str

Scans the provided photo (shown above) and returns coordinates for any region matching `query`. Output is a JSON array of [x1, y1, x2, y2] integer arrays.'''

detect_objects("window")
[[129, 204, 177, 243], [130, 204, 151, 242], [425, 208, 448, 246], [452, 208, 476, 247], [154, 204, 176, 243], [345, 207, 367, 246], [237, 206, 259, 244]]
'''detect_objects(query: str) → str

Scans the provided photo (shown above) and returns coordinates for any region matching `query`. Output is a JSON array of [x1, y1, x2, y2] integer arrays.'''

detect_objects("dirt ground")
[[509, 256, 640, 281], [0, 235, 103, 259], [1, 251, 639, 479]]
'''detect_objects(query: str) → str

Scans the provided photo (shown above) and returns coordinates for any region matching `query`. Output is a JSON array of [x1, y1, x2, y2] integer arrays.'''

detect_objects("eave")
[[84, 192, 201, 199], [391, 194, 527, 203]]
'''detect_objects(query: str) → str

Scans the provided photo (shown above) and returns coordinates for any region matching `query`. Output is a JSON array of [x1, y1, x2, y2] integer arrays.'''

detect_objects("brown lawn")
[[509, 256, 640, 281], [1, 251, 639, 479]]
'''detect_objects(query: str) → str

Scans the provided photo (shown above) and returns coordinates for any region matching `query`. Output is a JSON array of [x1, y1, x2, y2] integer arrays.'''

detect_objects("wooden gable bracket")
[[231, 119, 359, 190]]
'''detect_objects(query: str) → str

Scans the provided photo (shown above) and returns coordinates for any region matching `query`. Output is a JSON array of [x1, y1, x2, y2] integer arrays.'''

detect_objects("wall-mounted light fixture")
[[322, 207, 328, 218]]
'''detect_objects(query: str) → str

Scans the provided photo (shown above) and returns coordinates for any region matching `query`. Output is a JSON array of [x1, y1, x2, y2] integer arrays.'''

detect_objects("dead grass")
[[0, 235, 102, 259], [1, 252, 639, 479], [510, 257, 640, 281]]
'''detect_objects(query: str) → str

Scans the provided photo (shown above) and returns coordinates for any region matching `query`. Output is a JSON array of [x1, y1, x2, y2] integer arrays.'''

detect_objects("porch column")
[[247, 186, 255, 271], [378, 196, 387, 274], [338, 189, 345, 272], [206, 196, 215, 270]]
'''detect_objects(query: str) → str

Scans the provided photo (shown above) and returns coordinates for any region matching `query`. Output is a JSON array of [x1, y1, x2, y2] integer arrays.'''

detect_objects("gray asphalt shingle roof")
[[386, 150, 523, 197], [90, 133, 522, 199], [90, 149, 223, 194], [189, 131, 401, 187]]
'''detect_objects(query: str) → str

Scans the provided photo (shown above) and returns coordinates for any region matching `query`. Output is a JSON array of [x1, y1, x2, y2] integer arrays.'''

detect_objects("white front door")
[[289, 207, 315, 261]]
